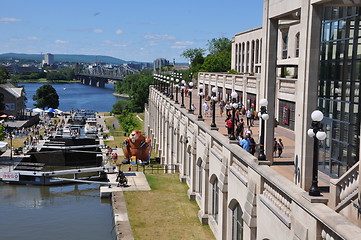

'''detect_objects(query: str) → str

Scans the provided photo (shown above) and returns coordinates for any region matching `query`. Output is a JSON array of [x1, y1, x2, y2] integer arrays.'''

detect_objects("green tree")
[[118, 110, 140, 134], [33, 84, 59, 109], [0, 67, 10, 84], [0, 124, 5, 141], [207, 37, 232, 54], [181, 48, 205, 66], [114, 73, 153, 112]]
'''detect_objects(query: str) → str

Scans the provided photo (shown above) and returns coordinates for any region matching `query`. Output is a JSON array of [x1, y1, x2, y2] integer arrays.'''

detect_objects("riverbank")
[[17, 79, 81, 83]]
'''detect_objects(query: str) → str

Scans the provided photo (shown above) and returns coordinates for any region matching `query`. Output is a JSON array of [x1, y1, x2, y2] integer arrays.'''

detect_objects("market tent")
[[0, 114, 7, 118], [55, 109, 63, 114], [33, 108, 43, 113], [0, 141, 8, 152], [47, 108, 56, 113]]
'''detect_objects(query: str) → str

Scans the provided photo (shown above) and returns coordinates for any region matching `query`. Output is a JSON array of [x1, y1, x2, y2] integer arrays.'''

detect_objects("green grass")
[[123, 174, 214, 240]]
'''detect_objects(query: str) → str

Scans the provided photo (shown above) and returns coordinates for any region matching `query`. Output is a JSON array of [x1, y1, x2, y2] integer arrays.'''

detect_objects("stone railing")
[[146, 87, 361, 240], [260, 180, 292, 227], [330, 162, 359, 210]]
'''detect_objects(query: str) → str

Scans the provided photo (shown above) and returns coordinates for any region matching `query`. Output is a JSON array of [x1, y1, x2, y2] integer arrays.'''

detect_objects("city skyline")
[[0, 0, 263, 63]]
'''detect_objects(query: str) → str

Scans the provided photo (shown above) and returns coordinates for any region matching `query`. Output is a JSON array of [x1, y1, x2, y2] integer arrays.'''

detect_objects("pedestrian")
[[273, 138, 278, 157], [225, 117, 233, 138], [191, 103, 196, 112], [225, 101, 231, 116], [245, 126, 252, 137], [278, 138, 284, 158], [249, 137, 256, 155], [203, 101, 209, 117], [240, 135, 250, 153], [219, 100, 226, 117], [246, 109, 252, 126]]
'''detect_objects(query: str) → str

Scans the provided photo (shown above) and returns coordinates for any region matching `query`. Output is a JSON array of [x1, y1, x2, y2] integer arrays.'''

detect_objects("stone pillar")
[[295, 2, 322, 190], [260, 0, 278, 163]]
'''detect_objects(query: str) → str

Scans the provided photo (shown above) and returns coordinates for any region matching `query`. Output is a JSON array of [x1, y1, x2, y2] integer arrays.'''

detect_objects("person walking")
[[277, 138, 284, 158], [219, 100, 225, 117], [273, 137, 278, 158], [225, 116, 233, 138], [203, 101, 209, 117], [246, 109, 252, 126]]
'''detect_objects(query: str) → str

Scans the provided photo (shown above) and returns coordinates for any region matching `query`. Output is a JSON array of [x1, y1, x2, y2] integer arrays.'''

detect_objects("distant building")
[[153, 58, 169, 71], [0, 83, 25, 118], [43, 53, 54, 66]]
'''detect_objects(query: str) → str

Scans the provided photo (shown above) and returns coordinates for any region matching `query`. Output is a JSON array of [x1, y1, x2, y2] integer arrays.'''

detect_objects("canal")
[[0, 82, 119, 239], [21, 82, 121, 112]]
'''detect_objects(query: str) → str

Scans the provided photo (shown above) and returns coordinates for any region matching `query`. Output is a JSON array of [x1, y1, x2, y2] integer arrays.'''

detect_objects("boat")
[[84, 118, 98, 134], [24, 137, 103, 167]]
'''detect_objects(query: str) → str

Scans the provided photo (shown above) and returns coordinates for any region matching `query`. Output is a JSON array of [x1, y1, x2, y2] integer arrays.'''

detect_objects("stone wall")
[[145, 87, 361, 240]]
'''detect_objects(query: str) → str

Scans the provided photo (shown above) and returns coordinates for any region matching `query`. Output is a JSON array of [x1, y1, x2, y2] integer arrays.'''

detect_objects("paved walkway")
[[170, 90, 331, 190]]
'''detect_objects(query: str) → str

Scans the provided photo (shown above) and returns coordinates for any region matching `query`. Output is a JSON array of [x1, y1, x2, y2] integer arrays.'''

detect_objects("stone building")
[[0, 83, 25, 118], [146, 0, 361, 239]]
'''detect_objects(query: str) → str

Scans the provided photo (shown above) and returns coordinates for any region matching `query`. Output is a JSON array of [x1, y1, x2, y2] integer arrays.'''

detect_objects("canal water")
[[21, 82, 121, 112], [0, 82, 119, 239]]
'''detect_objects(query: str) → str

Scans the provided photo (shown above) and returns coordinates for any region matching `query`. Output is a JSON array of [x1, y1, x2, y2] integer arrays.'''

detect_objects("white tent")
[[32, 108, 44, 113], [55, 109, 63, 114]]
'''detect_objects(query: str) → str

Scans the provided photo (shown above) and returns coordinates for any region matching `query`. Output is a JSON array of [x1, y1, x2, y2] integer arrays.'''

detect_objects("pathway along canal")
[[0, 82, 120, 239]]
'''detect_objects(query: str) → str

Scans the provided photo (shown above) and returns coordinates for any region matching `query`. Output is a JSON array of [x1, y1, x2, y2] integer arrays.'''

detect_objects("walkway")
[[169, 90, 331, 192]]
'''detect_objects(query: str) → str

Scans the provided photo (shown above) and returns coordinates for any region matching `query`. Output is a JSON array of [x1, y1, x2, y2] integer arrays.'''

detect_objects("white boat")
[[84, 118, 98, 134], [63, 124, 71, 135]]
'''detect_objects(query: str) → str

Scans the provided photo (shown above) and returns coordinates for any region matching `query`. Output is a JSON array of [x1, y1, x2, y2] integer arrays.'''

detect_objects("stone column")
[[260, 0, 278, 163], [294, 2, 322, 190]]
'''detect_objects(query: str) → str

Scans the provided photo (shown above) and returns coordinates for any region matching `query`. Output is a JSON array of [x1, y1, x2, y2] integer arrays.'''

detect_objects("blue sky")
[[0, 0, 263, 63]]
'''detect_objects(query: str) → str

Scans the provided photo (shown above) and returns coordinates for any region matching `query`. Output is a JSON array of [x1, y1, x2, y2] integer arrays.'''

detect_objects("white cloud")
[[93, 29, 103, 33], [115, 29, 124, 35], [0, 17, 21, 24], [144, 34, 175, 40], [171, 41, 194, 49], [55, 40, 69, 44], [28, 36, 40, 41], [103, 40, 128, 47]]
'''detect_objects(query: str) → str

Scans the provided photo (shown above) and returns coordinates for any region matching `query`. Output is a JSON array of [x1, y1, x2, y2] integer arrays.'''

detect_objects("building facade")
[[146, 0, 361, 239], [200, 1, 361, 181], [43, 53, 54, 66], [0, 83, 25, 118], [153, 58, 170, 71]]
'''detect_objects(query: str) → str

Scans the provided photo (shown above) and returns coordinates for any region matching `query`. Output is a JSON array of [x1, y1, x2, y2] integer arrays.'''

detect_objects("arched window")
[[212, 177, 219, 223], [231, 203, 243, 240]]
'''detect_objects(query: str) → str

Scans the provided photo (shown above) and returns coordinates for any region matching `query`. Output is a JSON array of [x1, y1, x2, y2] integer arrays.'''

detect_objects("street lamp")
[[258, 99, 269, 160], [211, 87, 218, 130], [181, 80, 186, 108], [198, 84, 204, 120], [188, 82, 194, 113], [229, 91, 238, 140], [175, 78, 179, 104], [170, 77, 174, 100], [307, 110, 327, 196]]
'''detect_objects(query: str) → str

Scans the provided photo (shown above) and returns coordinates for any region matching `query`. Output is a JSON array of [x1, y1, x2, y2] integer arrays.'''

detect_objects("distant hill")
[[0, 53, 131, 64]]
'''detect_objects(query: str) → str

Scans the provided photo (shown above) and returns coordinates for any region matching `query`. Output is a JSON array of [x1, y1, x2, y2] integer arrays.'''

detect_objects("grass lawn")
[[124, 174, 214, 240]]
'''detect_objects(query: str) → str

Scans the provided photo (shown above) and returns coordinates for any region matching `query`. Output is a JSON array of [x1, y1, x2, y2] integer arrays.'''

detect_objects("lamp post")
[[175, 78, 179, 104], [198, 84, 204, 120], [229, 91, 238, 140], [307, 110, 327, 196], [257, 99, 269, 160], [188, 82, 194, 113], [181, 80, 185, 108], [211, 87, 218, 130], [170, 77, 174, 100]]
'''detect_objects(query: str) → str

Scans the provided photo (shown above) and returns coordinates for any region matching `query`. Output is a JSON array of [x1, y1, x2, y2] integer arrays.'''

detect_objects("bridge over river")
[[76, 65, 139, 87]]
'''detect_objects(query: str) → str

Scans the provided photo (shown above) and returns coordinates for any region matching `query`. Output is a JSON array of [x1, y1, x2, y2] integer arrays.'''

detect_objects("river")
[[21, 82, 121, 112], [0, 82, 119, 239]]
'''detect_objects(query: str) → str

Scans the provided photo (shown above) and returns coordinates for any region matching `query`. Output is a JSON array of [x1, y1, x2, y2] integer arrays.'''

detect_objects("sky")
[[0, 0, 263, 63]]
